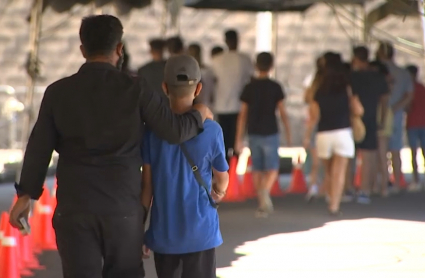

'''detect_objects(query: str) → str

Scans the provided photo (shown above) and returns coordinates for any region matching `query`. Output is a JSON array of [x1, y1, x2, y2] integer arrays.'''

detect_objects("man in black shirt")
[[350, 46, 389, 204], [9, 15, 211, 278], [138, 38, 167, 99]]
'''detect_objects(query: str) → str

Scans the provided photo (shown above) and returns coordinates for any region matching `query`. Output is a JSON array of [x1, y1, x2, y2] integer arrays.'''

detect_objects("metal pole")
[[272, 11, 278, 79], [16, 0, 43, 182]]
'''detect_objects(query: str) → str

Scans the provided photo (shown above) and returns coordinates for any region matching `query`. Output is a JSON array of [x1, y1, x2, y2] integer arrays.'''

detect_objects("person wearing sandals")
[[304, 52, 363, 215]]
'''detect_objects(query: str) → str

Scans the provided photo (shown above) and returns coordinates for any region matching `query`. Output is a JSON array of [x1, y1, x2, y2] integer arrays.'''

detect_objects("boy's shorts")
[[154, 248, 216, 278], [248, 133, 280, 171]]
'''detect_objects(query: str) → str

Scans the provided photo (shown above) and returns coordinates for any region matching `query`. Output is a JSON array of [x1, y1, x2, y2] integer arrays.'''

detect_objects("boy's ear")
[[116, 42, 124, 57], [80, 45, 87, 59], [194, 83, 203, 98], [162, 82, 169, 97]]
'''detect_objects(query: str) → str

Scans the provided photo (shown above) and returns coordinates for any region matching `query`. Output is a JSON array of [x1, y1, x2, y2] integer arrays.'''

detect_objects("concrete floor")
[[1, 178, 425, 278]]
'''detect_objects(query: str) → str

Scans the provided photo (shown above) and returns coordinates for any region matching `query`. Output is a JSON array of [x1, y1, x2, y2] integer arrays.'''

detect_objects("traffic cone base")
[[0, 214, 20, 278]]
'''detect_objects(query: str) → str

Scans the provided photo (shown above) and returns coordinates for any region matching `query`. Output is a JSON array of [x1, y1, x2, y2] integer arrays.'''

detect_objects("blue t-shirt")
[[142, 119, 229, 254]]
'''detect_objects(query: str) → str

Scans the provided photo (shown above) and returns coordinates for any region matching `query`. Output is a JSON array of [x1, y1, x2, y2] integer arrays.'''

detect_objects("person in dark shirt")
[[304, 52, 362, 215], [166, 36, 185, 56], [349, 46, 389, 203], [235, 52, 291, 217], [405, 65, 425, 191], [211, 46, 224, 58], [138, 38, 167, 99], [9, 15, 211, 278]]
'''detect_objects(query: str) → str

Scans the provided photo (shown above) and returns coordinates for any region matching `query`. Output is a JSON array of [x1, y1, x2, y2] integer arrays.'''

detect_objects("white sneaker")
[[408, 182, 421, 192], [305, 184, 319, 202]]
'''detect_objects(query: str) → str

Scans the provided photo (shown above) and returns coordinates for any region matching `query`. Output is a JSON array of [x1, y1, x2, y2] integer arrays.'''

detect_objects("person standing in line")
[[141, 55, 229, 278], [188, 43, 216, 108], [405, 65, 425, 192], [376, 41, 414, 193], [211, 46, 224, 58], [211, 29, 254, 160], [304, 56, 325, 202], [138, 38, 167, 99], [9, 15, 212, 278], [304, 53, 362, 215], [349, 46, 389, 203], [167, 36, 185, 57], [235, 52, 291, 217], [369, 60, 393, 196]]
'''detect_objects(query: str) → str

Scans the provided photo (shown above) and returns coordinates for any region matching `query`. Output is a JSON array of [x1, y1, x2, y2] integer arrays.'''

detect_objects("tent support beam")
[[16, 0, 43, 182]]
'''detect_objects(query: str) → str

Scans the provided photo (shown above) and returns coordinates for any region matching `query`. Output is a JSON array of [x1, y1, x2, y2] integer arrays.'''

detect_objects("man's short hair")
[[370, 60, 389, 76], [406, 64, 418, 76], [378, 41, 394, 59], [353, 46, 369, 62], [79, 15, 123, 57], [167, 36, 184, 54], [149, 38, 165, 52], [211, 46, 224, 57], [256, 52, 274, 72], [225, 30, 238, 42]]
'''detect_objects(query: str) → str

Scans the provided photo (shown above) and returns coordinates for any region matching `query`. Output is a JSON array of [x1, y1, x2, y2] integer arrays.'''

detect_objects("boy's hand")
[[211, 187, 226, 203], [142, 245, 150, 259]]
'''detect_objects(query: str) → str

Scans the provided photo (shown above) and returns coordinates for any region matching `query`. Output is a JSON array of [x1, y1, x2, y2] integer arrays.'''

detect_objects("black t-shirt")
[[350, 70, 389, 126], [315, 91, 351, 132], [138, 60, 167, 100], [240, 78, 285, 135]]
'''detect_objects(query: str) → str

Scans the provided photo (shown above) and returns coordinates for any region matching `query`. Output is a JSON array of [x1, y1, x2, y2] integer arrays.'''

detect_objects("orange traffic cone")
[[222, 156, 245, 202], [270, 180, 285, 197], [389, 173, 407, 189], [15, 229, 33, 277], [35, 188, 56, 251], [26, 217, 44, 270], [241, 157, 256, 199], [354, 153, 362, 189], [287, 155, 308, 194], [0, 213, 20, 278]]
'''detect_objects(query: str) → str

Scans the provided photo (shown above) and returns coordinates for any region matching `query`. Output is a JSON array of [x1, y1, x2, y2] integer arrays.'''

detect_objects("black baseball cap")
[[164, 55, 201, 86]]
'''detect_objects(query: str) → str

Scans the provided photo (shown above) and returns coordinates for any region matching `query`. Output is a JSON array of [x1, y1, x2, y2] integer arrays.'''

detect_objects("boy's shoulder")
[[248, 78, 281, 88], [202, 119, 223, 136]]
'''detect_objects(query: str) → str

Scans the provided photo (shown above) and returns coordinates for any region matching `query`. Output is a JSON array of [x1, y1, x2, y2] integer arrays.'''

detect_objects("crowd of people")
[[7, 13, 425, 278], [303, 42, 425, 215]]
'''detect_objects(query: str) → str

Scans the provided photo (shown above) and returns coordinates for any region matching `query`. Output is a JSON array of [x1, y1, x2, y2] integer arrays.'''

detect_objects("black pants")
[[53, 209, 145, 278], [217, 113, 239, 160], [154, 248, 216, 278]]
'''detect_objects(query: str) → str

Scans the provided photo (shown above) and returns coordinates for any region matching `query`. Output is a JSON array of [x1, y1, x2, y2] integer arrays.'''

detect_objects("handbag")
[[179, 143, 218, 209], [347, 87, 366, 143]]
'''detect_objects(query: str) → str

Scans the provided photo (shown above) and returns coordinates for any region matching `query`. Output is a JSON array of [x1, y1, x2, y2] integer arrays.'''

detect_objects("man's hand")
[[193, 103, 213, 121], [234, 140, 244, 155], [142, 245, 150, 259], [9, 195, 31, 230]]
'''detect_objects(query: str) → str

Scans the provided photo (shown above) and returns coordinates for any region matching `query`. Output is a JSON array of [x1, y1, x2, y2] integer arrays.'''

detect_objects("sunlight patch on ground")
[[217, 218, 425, 278]]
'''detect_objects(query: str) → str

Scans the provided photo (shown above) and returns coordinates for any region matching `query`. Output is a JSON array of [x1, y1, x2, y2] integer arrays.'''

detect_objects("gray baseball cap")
[[164, 54, 201, 86]]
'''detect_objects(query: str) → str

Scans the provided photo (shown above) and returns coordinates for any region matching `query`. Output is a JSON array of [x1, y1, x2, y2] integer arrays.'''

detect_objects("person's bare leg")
[[262, 170, 279, 212], [344, 158, 354, 191], [411, 148, 419, 184], [321, 158, 332, 202], [306, 148, 320, 200], [329, 155, 349, 213], [391, 150, 402, 191], [360, 150, 378, 196], [252, 171, 264, 208], [377, 135, 389, 196]]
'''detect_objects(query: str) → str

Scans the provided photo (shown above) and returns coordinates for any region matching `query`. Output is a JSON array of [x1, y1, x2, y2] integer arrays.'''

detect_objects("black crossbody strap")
[[179, 144, 218, 209]]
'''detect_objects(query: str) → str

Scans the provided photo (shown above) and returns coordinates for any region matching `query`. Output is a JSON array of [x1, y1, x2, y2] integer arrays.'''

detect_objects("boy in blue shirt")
[[141, 55, 229, 278]]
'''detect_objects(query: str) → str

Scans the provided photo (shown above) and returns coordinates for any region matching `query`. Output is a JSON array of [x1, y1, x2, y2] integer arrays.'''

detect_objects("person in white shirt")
[[211, 30, 255, 159]]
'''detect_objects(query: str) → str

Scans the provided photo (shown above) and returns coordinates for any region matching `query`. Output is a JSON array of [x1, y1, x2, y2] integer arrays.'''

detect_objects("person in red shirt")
[[406, 65, 425, 191]]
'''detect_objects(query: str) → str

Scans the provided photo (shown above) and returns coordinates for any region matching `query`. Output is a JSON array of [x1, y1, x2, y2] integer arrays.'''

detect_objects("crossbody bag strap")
[[179, 144, 218, 209]]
